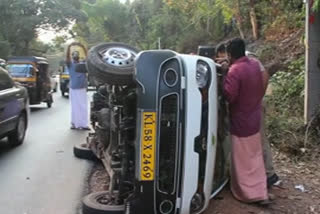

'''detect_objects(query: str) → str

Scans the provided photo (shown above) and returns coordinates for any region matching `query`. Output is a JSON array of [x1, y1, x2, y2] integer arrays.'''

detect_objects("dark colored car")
[[0, 67, 29, 146]]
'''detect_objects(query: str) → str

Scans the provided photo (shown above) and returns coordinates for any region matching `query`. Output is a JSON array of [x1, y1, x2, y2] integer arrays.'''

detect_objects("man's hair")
[[216, 42, 226, 54], [226, 38, 246, 60]]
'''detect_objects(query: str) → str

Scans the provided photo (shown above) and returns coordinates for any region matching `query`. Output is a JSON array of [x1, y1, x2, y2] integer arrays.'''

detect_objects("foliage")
[[265, 56, 319, 156], [0, 0, 87, 55], [0, 40, 11, 59], [257, 0, 304, 41], [313, 0, 320, 11]]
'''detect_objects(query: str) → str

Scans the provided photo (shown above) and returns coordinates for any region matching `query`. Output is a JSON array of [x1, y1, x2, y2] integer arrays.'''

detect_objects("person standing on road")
[[222, 38, 269, 204], [216, 42, 279, 188], [66, 48, 89, 130]]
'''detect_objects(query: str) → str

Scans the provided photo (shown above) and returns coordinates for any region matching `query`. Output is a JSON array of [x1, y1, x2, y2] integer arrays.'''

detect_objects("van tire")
[[73, 144, 99, 162], [82, 191, 125, 214], [86, 43, 139, 86]]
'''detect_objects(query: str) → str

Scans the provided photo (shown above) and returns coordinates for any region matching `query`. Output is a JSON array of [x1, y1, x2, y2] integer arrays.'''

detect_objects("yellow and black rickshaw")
[[59, 60, 70, 97], [6, 56, 53, 108]]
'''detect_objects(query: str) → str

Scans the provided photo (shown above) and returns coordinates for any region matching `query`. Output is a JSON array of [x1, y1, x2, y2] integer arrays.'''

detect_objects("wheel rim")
[[100, 47, 137, 68], [17, 116, 26, 141], [95, 192, 122, 206]]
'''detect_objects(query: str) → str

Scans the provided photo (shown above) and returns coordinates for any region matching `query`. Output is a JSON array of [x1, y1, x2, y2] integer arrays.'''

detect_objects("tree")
[[75, 0, 131, 44], [313, 0, 320, 11], [0, 0, 87, 55], [249, 0, 258, 40], [0, 40, 11, 59]]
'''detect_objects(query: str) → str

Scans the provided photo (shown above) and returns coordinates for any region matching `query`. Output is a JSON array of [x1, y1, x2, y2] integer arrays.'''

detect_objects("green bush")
[[265, 56, 307, 155], [313, 0, 320, 12]]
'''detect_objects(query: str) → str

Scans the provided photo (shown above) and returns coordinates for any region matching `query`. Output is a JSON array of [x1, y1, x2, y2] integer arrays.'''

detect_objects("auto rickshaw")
[[59, 60, 70, 97], [6, 56, 53, 108]]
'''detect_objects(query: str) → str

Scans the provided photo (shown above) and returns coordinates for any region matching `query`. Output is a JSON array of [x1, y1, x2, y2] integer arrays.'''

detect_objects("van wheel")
[[8, 113, 27, 146], [86, 43, 139, 86], [73, 144, 99, 162], [82, 191, 125, 214]]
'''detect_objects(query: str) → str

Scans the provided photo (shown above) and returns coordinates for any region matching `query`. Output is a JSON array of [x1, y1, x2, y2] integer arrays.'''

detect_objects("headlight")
[[196, 61, 209, 88], [164, 68, 178, 87]]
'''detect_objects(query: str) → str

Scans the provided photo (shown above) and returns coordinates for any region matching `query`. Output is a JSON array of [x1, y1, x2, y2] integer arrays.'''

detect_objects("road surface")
[[0, 92, 92, 214]]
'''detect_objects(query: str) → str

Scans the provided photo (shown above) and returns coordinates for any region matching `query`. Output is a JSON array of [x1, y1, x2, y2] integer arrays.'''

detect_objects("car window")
[[0, 68, 14, 91]]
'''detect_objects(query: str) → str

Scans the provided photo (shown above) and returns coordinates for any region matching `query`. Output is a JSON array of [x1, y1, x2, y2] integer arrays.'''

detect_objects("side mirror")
[[198, 45, 216, 59]]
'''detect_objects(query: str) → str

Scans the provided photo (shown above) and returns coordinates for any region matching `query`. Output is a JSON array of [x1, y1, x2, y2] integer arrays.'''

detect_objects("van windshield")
[[6, 64, 34, 77]]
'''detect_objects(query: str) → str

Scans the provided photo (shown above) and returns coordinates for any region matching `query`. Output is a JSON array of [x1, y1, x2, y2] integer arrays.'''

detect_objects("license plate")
[[141, 112, 156, 181]]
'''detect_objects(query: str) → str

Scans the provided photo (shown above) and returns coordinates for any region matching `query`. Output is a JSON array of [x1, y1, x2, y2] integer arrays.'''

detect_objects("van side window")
[[0, 69, 14, 91]]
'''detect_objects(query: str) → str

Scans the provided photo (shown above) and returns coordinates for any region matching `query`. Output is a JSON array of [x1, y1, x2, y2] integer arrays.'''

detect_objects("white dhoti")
[[70, 88, 89, 128]]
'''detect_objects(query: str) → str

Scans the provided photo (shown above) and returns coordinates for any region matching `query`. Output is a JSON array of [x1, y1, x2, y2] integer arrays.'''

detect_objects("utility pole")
[[304, 0, 320, 123], [158, 37, 161, 49]]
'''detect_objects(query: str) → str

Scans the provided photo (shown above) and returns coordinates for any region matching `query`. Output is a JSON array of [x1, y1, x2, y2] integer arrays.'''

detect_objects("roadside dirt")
[[205, 148, 320, 214], [88, 148, 320, 214]]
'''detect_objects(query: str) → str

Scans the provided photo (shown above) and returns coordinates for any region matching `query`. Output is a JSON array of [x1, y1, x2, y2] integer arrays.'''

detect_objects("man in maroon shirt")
[[216, 42, 279, 189], [223, 38, 269, 204]]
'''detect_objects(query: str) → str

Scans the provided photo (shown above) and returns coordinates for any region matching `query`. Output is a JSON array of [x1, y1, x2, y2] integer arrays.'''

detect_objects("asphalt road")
[[0, 91, 92, 214]]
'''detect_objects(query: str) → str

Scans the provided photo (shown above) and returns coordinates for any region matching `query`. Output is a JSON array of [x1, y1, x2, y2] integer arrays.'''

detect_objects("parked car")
[[0, 67, 29, 146], [75, 43, 231, 214]]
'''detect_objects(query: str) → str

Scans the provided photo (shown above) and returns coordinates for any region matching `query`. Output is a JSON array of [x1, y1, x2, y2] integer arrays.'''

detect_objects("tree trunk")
[[206, 0, 211, 34], [249, 0, 259, 40], [25, 40, 30, 55], [235, 0, 245, 39]]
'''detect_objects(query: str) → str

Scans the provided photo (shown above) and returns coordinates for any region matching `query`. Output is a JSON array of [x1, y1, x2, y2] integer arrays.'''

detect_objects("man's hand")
[[220, 61, 229, 76], [215, 57, 229, 65]]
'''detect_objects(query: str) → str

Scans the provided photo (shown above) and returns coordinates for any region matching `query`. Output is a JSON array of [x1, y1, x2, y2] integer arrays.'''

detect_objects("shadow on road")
[[30, 106, 49, 112], [0, 138, 16, 156]]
